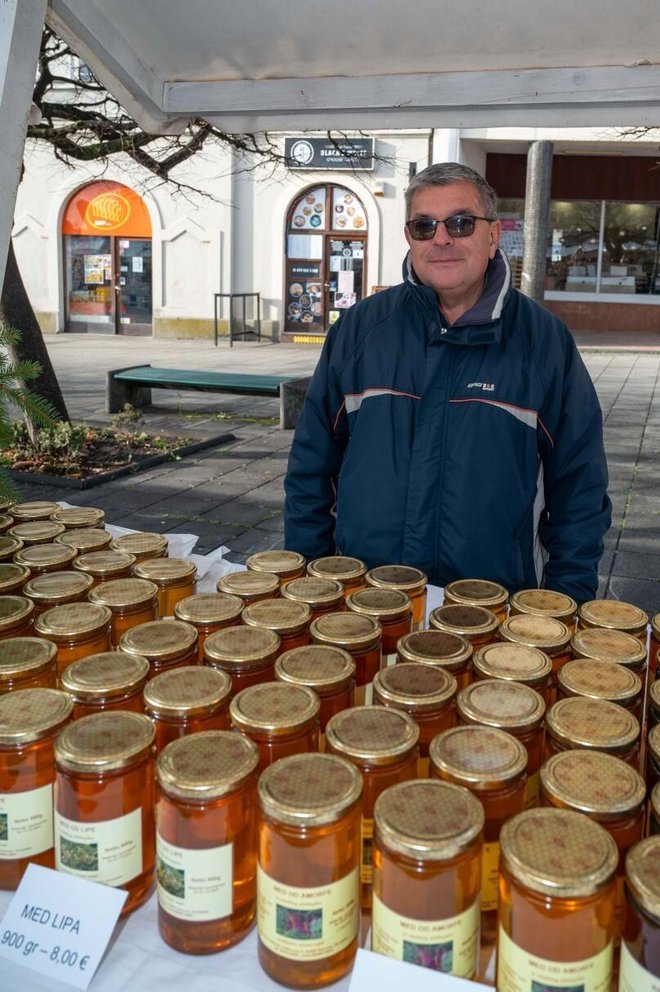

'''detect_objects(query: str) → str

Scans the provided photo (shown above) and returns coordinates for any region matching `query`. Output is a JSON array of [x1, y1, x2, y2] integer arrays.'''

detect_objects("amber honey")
[[230, 682, 320, 770], [0, 562, 30, 595], [156, 731, 260, 953], [257, 753, 362, 988], [429, 603, 500, 651], [372, 779, 483, 979], [281, 575, 344, 621], [111, 531, 168, 562], [118, 619, 198, 677], [8, 520, 66, 546], [0, 638, 57, 694], [23, 570, 94, 616], [578, 598, 648, 643], [508, 588, 577, 628], [144, 665, 232, 753], [397, 629, 473, 690], [472, 640, 553, 706], [498, 613, 572, 693], [307, 555, 368, 598], [61, 650, 150, 718], [365, 565, 428, 631], [203, 626, 280, 694], [72, 549, 136, 586], [89, 577, 159, 646], [33, 602, 112, 680], [52, 506, 105, 529], [443, 578, 509, 622], [246, 550, 305, 586], [56, 527, 112, 554], [571, 626, 647, 675], [9, 501, 58, 522], [309, 611, 381, 705], [134, 558, 197, 618], [545, 696, 641, 768], [620, 837, 660, 986], [13, 542, 77, 577], [0, 689, 73, 889], [0, 596, 34, 641], [216, 569, 279, 604], [0, 536, 23, 562], [274, 644, 356, 737], [497, 808, 618, 990], [54, 711, 156, 915], [557, 658, 642, 716], [173, 592, 243, 661], [346, 587, 412, 665]]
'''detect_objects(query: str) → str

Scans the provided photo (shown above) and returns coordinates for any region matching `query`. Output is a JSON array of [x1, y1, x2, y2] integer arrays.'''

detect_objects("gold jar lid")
[[0, 499, 14, 513], [242, 598, 311, 635], [472, 642, 552, 687], [281, 576, 344, 609], [557, 659, 641, 705], [56, 528, 112, 553], [217, 569, 280, 600], [325, 705, 419, 765], [346, 587, 412, 621], [509, 588, 577, 621], [429, 725, 527, 789], [61, 651, 150, 699], [72, 549, 137, 579], [230, 682, 319, 735], [653, 613, 660, 639], [258, 752, 362, 827], [246, 550, 305, 579], [119, 619, 197, 662], [275, 644, 356, 694], [0, 562, 30, 593], [397, 629, 473, 671], [307, 555, 367, 583], [374, 779, 484, 861], [134, 557, 197, 587], [174, 592, 243, 625], [0, 637, 57, 676], [457, 679, 545, 731], [203, 625, 280, 670], [0, 535, 23, 559], [652, 782, 660, 819], [89, 577, 159, 611], [34, 602, 112, 641], [649, 679, 660, 714], [578, 599, 648, 635], [429, 604, 500, 639], [310, 611, 381, 650], [500, 808, 618, 898], [111, 531, 168, 561], [443, 578, 509, 611], [23, 571, 94, 606], [13, 542, 78, 572], [626, 837, 660, 922], [55, 711, 155, 772], [373, 662, 457, 713], [540, 750, 646, 820], [8, 520, 66, 545], [546, 697, 640, 752], [10, 501, 58, 521], [144, 665, 232, 717], [157, 730, 259, 801], [645, 724, 660, 763], [570, 627, 647, 667], [499, 614, 571, 654], [52, 506, 105, 529], [0, 688, 72, 745], [0, 514, 13, 533], [0, 595, 34, 630], [365, 565, 428, 595]]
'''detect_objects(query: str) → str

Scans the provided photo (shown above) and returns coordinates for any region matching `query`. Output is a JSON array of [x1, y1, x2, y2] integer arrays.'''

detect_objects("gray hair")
[[404, 162, 498, 219]]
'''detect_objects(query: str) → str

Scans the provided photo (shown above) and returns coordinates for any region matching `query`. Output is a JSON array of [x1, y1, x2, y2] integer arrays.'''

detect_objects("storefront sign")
[[285, 137, 375, 171]]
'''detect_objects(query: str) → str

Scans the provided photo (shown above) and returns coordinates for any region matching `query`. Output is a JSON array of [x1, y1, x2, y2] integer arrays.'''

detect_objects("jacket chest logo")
[[466, 381, 495, 392]]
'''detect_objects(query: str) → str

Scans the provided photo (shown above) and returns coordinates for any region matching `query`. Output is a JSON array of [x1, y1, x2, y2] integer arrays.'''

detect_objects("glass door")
[[116, 239, 152, 335], [64, 235, 115, 333]]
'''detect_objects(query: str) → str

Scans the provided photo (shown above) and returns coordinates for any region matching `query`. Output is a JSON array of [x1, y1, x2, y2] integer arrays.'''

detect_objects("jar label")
[[371, 892, 479, 978], [619, 939, 660, 992], [156, 834, 232, 922], [361, 818, 374, 884], [524, 770, 540, 809], [481, 841, 500, 912], [497, 925, 613, 991], [54, 807, 143, 886], [0, 784, 53, 859], [257, 864, 359, 962]]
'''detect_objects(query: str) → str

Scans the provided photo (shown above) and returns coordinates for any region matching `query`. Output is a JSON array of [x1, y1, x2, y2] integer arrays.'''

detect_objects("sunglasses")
[[406, 213, 495, 241]]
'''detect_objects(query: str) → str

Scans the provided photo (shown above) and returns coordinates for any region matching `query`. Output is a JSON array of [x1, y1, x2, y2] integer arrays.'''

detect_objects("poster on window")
[[84, 255, 110, 284]]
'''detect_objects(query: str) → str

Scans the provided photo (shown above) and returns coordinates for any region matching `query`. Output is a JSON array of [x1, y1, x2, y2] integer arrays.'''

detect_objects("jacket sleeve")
[[537, 332, 611, 603]]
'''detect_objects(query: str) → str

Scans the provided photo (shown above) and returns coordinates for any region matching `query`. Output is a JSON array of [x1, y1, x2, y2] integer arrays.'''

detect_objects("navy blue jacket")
[[284, 249, 611, 602]]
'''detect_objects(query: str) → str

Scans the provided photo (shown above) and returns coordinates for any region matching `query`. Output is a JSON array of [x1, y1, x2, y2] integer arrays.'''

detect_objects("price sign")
[[349, 948, 493, 991], [0, 863, 127, 988]]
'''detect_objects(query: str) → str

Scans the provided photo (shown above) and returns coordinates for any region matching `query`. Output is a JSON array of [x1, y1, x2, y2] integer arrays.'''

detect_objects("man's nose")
[[432, 220, 453, 245]]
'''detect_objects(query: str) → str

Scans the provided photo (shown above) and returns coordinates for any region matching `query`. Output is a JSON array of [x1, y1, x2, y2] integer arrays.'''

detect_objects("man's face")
[[404, 180, 501, 306]]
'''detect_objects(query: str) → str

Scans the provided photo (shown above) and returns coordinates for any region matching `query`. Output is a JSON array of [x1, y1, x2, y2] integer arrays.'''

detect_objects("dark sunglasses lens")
[[408, 219, 437, 241], [445, 215, 476, 238]]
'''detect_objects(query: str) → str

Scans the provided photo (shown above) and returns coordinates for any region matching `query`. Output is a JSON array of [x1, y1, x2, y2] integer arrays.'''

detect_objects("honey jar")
[[216, 569, 279, 604], [508, 587, 577, 628], [118, 619, 198, 676], [0, 514, 13, 534], [0, 536, 23, 562], [571, 626, 647, 674], [456, 679, 546, 807], [578, 598, 648, 643], [620, 836, 660, 987], [429, 603, 500, 651], [397, 629, 473, 690], [230, 682, 320, 770], [0, 595, 34, 641], [649, 679, 660, 733], [89, 577, 159, 646], [56, 527, 112, 554], [134, 558, 198, 618], [61, 650, 150, 718], [647, 725, 660, 795], [23, 570, 94, 617], [9, 500, 58, 522], [443, 578, 509, 622], [557, 658, 642, 716], [346, 587, 412, 665], [241, 598, 311, 653], [246, 549, 305, 586], [0, 688, 73, 889], [472, 641, 553, 707], [309, 611, 381, 705], [274, 644, 356, 737], [257, 753, 362, 989], [545, 697, 641, 768], [365, 565, 428, 630], [497, 808, 618, 991], [0, 637, 57, 694], [156, 730, 260, 953], [8, 520, 65, 546], [650, 782, 660, 835], [34, 602, 112, 680], [372, 662, 457, 773], [174, 592, 243, 661], [325, 705, 419, 905], [144, 666, 232, 752], [651, 612, 660, 680], [0, 562, 30, 595], [280, 575, 344, 621], [72, 548, 136, 585], [372, 779, 483, 979], [203, 626, 280, 694], [54, 711, 156, 915], [111, 531, 168, 562], [429, 725, 526, 933], [498, 613, 572, 692], [52, 506, 105, 529], [307, 555, 367, 598], [13, 542, 77, 576]]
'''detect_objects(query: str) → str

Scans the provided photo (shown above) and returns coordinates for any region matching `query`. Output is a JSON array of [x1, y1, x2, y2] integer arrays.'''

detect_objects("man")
[[283, 162, 611, 602]]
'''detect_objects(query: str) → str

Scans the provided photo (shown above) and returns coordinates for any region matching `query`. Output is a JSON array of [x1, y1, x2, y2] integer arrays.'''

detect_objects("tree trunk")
[[0, 239, 69, 421]]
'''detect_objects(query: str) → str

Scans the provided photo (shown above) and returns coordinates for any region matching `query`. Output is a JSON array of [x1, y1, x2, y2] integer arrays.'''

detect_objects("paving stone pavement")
[[10, 330, 660, 615]]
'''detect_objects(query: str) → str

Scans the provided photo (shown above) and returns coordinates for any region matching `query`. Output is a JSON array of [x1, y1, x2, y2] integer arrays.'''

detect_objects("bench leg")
[[106, 368, 153, 414], [279, 376, 311, 430]]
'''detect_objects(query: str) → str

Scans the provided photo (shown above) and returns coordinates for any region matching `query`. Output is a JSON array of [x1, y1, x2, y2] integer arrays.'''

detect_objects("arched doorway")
[[284, 184, 368, 341], [62, 180, 153, 335]]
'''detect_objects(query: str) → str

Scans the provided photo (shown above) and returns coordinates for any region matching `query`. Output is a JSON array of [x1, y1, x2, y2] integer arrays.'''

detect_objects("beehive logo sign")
[[85, 191, 132, 231]]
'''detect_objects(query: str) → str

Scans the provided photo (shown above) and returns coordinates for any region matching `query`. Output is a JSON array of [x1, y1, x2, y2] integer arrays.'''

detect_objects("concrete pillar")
[[520, 140, 554, 304], [0, 1, 48, 293]]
